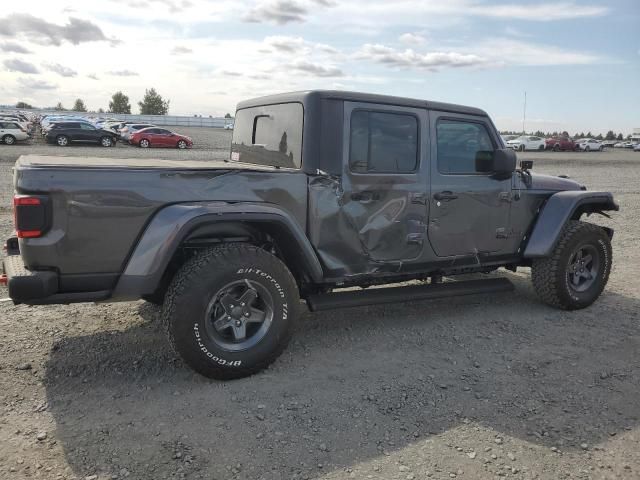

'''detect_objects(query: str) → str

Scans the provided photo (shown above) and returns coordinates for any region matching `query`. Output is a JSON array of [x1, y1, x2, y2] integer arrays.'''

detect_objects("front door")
[[427, 112, 512, 257]]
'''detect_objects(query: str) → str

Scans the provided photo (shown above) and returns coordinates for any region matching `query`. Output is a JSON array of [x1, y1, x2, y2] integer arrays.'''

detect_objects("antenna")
[[522, 91, 527, 134]]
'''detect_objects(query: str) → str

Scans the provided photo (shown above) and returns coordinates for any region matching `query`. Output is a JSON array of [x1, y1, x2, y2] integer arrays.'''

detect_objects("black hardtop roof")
[[236, 90, 488, 116]]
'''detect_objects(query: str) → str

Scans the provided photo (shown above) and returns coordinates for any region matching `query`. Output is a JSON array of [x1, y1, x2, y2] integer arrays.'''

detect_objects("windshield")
[[231, 102, 303, 168]]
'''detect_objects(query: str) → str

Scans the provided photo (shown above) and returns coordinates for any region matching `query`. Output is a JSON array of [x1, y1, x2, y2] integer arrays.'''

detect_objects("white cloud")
[[399, 33, 427, 45], [356, 44, 490, 71], [44, 62, 78, 77], [3, 58, 40, 74], [473, 38, 601, 66]]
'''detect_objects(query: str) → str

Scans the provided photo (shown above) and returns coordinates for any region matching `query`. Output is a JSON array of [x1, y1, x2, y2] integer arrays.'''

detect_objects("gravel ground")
[[0, 145, 639, 480]]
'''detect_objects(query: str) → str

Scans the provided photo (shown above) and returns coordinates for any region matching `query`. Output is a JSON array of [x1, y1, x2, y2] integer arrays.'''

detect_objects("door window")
[[436, 119, 495, 174], [80, 123, 95, 130], [349, 110, 418, 173]]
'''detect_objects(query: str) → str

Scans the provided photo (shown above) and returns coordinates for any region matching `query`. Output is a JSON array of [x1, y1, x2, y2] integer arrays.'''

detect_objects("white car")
[[634, 143, 640, 152], [0, 120, 30, 144], [576, 138, 604, 152], [506, 135, 545, 151]]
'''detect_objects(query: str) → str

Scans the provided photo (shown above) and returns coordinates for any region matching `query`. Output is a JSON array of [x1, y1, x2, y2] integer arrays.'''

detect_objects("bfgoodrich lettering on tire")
[[531, 220, 612, 310], [162, 244, 299, 379]]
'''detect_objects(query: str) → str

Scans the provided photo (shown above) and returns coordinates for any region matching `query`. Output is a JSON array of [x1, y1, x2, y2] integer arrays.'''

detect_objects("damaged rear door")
[[312, 102, 429, 275]]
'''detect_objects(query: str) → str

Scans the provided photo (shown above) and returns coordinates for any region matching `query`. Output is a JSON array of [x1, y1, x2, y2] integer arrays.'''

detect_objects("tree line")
[[15, 88, 170, 115], [500, 130, 632, 141]]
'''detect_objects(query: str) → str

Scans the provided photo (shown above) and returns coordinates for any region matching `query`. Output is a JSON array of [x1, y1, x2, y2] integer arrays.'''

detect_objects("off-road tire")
[[162, 244, 299, 379], [531, 221, 612, 310]]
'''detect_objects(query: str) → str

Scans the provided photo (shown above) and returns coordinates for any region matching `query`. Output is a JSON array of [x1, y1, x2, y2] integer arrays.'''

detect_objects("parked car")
[[634, 143, 640, 152], [623, 142, 636, 149], [545, 135, 577, 151], [576, 138, 604, 152], [119, 124, 156, 142], [613, 142, 626, 148], [2, 90, 619, 380], [45, 122, 118, 147], [602, 140, 617, 148], [506, 135, 545, 151], [500, 134, 518, 144], [130, 127, 192, 149], [0, 120, 30, 144]]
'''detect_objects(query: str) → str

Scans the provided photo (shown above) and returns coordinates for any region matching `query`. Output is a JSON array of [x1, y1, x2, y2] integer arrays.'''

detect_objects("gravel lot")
[[0, 144, 639, 480]]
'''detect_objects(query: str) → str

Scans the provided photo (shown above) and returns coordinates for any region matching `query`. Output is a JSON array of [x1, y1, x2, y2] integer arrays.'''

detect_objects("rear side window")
[[349, 110, 418, 173], [231, 103, 303, 168], [436, 119, 494, 174]]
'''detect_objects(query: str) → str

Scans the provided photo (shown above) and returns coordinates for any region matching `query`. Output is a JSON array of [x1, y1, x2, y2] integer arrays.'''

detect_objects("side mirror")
[[475, 149, 516, 176]]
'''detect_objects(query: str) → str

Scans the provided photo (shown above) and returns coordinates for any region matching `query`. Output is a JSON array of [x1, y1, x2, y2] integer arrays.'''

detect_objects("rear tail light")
[[13, 195, 49, 238]]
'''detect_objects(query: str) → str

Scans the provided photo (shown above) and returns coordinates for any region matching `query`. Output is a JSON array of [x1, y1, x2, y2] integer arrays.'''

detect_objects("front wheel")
[[2, 134, 16, 145], [162, 244, 299, 379], [519, 144, 525, 152], [177, 139, 187, 149], [100, 136, 113, 147], [531, 221, 612, 310], [553, 144, 560, 152]]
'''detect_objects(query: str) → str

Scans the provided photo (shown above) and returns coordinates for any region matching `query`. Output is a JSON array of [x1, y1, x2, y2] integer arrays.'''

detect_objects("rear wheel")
[[519, 144, 525, 152], [162, 244, 299, 379], [538, 144, 544, 150], [531, 221, 612, 310], [585, 146, 590, 152], [2, 134, 16, 145], [139, 139, 150, 148], [553, 144, 560, 152], [56, 135, 69, 146]]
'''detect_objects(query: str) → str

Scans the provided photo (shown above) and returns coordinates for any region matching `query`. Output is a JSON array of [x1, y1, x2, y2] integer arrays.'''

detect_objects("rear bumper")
[[2, 254, 58, 304], [2, 238, 111, 305]]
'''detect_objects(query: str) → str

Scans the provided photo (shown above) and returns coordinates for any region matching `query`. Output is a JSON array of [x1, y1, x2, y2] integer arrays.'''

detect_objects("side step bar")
[[305, 277, 514, 312]]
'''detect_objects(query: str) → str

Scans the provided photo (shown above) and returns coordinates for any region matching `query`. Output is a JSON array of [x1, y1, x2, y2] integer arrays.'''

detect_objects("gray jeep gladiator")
[[2, 90, 618, 379]]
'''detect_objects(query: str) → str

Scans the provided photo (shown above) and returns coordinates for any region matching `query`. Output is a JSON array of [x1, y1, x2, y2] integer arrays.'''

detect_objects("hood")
[[527, 173, 582, 192]]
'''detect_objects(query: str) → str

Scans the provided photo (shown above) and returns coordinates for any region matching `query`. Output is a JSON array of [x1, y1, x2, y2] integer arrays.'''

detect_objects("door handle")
[[433, 191, 458, 201], [351, 191, 379, 202]]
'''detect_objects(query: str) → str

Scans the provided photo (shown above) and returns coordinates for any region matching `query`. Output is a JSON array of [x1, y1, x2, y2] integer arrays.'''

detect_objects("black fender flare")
[[523, 191, 618, 258], [111, 202, 324, 300]]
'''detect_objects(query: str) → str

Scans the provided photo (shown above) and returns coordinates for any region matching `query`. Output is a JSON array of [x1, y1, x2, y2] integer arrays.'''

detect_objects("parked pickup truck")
[[2, 90, 618, 379], [545, 135, 578, 151]]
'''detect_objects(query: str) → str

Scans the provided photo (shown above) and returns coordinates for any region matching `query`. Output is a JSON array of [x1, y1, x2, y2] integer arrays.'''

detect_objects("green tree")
[[73, 98, 87, 112], [224, 113, 232, 119], [54, 102, 66, 111], [605, 130, 616, 140], [15, 101, 33, 109], [97, 107, 105, 114], [109, 91, 131, 114], [617, 133, 623, 140], [595, 133, 603, 140], [138, 88, 169, 115]]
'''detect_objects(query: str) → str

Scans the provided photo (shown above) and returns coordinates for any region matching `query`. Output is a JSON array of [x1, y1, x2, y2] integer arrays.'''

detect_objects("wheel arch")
[[112, 202, 324, 301], [523, 191, 618, 258]]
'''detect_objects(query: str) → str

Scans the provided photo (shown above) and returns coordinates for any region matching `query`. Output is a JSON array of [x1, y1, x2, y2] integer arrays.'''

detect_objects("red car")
[[545, 135, 578, 151], [130, 127, 193, 149]]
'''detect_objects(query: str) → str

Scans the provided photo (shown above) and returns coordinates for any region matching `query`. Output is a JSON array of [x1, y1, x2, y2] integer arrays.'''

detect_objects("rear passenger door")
[[340, 102, 429, 263], [427, 112, 512, 257]]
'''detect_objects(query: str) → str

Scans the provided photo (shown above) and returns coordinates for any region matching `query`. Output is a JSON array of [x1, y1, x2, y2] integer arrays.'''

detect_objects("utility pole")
[[522, 91, 527, 134]]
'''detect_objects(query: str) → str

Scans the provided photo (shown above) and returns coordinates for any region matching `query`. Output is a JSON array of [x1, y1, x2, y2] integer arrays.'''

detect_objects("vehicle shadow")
[[44, 273, 640, 479]]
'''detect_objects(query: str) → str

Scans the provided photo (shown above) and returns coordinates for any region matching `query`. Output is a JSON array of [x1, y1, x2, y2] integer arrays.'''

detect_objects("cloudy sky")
[[0, 0, 638, 133]]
